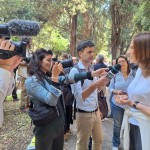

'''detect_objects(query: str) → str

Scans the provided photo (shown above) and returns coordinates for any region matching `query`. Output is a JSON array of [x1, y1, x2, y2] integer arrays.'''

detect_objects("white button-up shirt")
[[69, 61, 98, 111]]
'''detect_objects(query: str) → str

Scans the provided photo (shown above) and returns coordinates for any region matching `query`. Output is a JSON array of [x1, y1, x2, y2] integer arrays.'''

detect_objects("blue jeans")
[[111, 101, 124, 148]]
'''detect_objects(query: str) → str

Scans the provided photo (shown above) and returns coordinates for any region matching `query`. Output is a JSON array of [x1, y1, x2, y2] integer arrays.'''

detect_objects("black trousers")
[[129, 123, 142, 150], [34, 116, 64, 150], [12, 86, 18, 99], [64, 105, 73, 133], [12, 71, 18, 100]]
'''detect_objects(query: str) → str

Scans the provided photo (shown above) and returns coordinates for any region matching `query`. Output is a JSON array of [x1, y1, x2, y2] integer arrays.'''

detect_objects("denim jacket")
[[25, 76, 62, 107]]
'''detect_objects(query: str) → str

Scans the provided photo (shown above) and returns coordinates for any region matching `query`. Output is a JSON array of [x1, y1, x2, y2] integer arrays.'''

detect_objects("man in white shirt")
[[0, 39, 22, 127], [69, 40, 109, 150]]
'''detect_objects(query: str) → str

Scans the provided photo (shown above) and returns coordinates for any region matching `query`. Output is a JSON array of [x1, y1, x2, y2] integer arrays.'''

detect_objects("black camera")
[[0, 41, 27, 59], [12, 41, 27, 57], [52, 58, 74, 68], [22, 56, 31, 64], [0, 19, 40, 59], [0, 23, 26, 59], [58, 59, 74, 68]]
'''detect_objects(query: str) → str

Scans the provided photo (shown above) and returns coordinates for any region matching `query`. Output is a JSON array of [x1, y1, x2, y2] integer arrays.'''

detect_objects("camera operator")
[[18, 37, 32, 112], [25, 48, 65, 150], [69, 40, 109, 150], [0, 39, 22, 127]]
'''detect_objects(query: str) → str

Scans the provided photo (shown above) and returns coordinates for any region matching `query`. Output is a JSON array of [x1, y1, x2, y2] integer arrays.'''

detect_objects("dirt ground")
[[0, 99, 113, 150], [0, 87, 113, 150]]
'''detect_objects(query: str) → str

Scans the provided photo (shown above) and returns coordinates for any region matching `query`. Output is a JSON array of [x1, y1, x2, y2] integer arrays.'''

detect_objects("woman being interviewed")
[[119, 32, 150, 150], [25, 48, 65, 150]]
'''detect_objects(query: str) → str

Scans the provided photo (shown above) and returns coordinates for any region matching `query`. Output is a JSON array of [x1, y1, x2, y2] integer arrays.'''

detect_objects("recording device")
[[59, 72, 93, 85], [0, 19, 40, 37], [23, 56, 31, 64], [0, 19, 40, 59], [59, 64, 121, 85], [59, 59, 74, 68], [106, 64, 121, 80], [0, 41, 27, 59], [52, 58, 74, 68]]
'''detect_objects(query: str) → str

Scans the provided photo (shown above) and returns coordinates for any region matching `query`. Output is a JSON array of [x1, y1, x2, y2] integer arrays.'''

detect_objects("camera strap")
[[0, 49, 17, 59]]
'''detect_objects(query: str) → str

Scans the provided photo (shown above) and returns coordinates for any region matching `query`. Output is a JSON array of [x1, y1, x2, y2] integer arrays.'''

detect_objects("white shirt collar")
[[78, 61, 94, 71]]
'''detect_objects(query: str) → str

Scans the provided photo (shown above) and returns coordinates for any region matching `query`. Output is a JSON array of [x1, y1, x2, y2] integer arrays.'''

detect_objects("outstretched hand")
[[95, 76, 110, 88], [92, 68, 108, 77]]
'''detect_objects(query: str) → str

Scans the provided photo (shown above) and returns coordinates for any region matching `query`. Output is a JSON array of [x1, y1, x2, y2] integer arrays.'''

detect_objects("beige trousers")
[[76, 110, 102, 150]]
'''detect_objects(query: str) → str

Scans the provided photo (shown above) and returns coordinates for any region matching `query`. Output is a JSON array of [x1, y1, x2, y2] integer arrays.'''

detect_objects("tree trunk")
[[70, 15, 77, 56], [110, 1, 121, 60], [82, 12, 93, 40]]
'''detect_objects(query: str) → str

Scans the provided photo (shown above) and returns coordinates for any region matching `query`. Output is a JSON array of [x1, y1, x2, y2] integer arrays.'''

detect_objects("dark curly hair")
[[77, 40, 95, 52], [28, 48, 53, 81]]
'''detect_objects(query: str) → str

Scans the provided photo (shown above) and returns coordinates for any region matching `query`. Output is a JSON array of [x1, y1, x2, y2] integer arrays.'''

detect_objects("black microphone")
[[58, 64, 121, 85], [0, 19, 40, 37], [106, 64, 121, 80], [108, 66, 113, 71]]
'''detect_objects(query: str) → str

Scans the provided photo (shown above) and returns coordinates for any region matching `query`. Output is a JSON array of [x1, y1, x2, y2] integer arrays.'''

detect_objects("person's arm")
[[70, 68, 109, 101], [108, 76, 124, 95], [91, 68, 108, 77], [25, 77, 62, 106], [82, 76, 109, 100], [0, 68, 15, 101], [108, 77, 115, 94], [25, 62, 63, 106], [19, 61, 27, 66], [135, 103, 150, 116], [120, 99, 150, 116]]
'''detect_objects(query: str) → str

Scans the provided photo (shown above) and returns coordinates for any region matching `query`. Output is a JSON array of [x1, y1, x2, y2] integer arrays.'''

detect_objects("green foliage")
[[0, 0, 36, 21], [32, 24, 69, 55], [133, 0, 150, 31], [0, 0, 149, 59]]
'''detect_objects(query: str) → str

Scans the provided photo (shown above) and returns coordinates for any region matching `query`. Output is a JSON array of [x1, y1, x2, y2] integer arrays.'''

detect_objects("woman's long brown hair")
[[133, 32, 150, 77]]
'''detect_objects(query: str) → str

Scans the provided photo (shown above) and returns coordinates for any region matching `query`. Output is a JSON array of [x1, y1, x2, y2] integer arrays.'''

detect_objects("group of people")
[[0, 32, 150, 150], [109, 33, 150, 150]]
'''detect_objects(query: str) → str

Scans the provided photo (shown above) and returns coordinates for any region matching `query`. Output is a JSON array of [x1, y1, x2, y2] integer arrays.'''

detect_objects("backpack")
[[61, 67, 75, 106], [62, 84, 74, 106], [62, 64, 85, 106]]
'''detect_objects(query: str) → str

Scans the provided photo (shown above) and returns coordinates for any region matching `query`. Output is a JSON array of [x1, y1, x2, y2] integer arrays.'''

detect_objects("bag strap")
[[73, 64, 85, 86], [109, 75, 116, 102], [73, 64, 86, 120], [99, 90, 105, 97]]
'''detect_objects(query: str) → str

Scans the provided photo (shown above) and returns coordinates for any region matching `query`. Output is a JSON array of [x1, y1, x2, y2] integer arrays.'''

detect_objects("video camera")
[[52, 57, 74, 69], [0, 19, 40, 59]]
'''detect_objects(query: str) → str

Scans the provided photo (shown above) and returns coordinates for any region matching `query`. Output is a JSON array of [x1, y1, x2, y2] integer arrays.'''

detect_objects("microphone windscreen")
[[7, 19, 40, 36]]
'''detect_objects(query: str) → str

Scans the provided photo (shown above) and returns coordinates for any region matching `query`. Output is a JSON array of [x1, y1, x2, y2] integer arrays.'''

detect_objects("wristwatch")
[[132, 101, 139, 109]]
